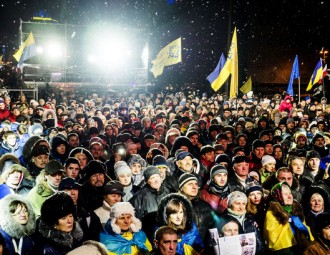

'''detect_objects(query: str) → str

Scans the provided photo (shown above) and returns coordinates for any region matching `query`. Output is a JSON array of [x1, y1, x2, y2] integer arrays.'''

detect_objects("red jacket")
[[0, 109, 10, 121]]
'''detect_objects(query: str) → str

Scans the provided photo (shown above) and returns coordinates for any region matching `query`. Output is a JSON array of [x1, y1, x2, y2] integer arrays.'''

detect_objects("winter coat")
[[303, 240, 330, 255], [27, 174, 55, 217], [33, 220, 83, 255], [66, 240, 108, 255], [156, 193, 204, 255], [80, 183, 106, 212], [0, 195, 36, 255], [200, 188, 229, 213], [278, 95, 293, 113], [263, 201, 313, 253], [129, 184, 171, 221], [0, 141, 23, 159], [94, 200, 112, 228]]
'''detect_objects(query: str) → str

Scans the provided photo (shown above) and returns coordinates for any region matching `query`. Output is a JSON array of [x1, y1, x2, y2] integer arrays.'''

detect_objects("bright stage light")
[[46, 42, 63, 59], [142, 45, 149, 68]]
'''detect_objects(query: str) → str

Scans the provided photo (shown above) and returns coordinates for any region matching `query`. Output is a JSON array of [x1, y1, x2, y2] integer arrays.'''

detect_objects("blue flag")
[[207, 53, 226, 84], [287, 55, 300, 96]]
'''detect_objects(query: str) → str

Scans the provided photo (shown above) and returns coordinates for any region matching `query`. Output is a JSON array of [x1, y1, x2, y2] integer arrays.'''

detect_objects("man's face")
[[68, 136, 79, 148], [222, 222, 239, 237], [89, 173, 105, 187], [176, 156, 193, 172], [290, 158, 304, 176], [233, 162, 249, 178], [64, 189, 79, 205], [154, 234, 178, 255], [5, 134, 17, 147], [189, 135, 199, 146], [308, 158, 320, 172], [202, 151, 215, 163], [277, 171, 293, 187], [254, 147, 265, 159], [90, 144, 103, 159], [181, 180, 198, 197], [147, 174, 162, 191], [264, 144, 273, 155], [65, 163, 80, 179], [296, 137, 306, 148], [314, 137, 325, 148]]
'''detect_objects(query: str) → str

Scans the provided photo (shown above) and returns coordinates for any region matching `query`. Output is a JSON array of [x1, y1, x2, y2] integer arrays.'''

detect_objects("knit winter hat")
[[178, 173, 198, 189], [246, 180, 263, 196], [210, 165, 228, 179], [286, 117, 295, 125], [227, 191, 247, 207], [261, 155, 276, 166], [306, 150, 321, 161], [114, 161, 131, 178], [152, 155, 168, 168], [59, 177, 82, 191], [41, 192, 75, 226], [109, 202, 142, 234], [84, 160, 106, 179], [143, 166, 161, 182]]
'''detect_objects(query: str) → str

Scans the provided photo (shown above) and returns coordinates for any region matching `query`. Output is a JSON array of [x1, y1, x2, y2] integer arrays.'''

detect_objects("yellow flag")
[[211, 28, 238, 99], [240, 76, 252, 94], [150, 37, 182, 78], [13, 32, 37, 63], [0, 55, 3, 63]]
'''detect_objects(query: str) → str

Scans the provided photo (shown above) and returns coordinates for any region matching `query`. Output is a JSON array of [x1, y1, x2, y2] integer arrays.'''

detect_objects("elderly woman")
[[34, 192, 83, 254], [224, 190, 265, 254], [0, 195, 36, 255], [301, 181, 330, 239], [156, 193, 204, 255], [304, 212, 330, 255], [264, 182, 313, 254], [100, 202, 152, 255]]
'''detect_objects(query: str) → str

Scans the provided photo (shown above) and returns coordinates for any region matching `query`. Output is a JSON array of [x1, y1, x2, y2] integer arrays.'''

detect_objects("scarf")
[[176, 223, 204, 255], [209, 181, 229, 199], [289, 215, 310, 240], [100, 228, 149, 254]]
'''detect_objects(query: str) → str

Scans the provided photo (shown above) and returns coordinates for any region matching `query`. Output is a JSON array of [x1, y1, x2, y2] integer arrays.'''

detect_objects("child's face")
[[6, 134, 17, 146], [131, 163, 142, 175]]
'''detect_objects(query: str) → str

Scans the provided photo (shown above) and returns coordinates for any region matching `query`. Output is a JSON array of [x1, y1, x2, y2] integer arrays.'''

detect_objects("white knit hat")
[[114, 161, 131, 178], [261, 155, 276, 166], [227, 191, 247, 207], [110, 202, 142, 234]]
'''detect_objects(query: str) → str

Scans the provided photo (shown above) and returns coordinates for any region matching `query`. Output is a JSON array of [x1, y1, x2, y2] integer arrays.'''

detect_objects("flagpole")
[[298, 77, 301, 104]]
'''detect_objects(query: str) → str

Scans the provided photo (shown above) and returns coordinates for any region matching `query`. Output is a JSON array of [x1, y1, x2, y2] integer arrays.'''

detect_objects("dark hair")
[[165, 199, 186, 232], [9, 200, 28, 215], [154, 226, 177, 242]]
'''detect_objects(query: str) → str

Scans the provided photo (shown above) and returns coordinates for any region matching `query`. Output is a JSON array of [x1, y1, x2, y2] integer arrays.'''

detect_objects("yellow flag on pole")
[[150, 37, 182, 78], [240, 76, 252, 94], [13, 32, 38, 66], [211, 28, 238, 99]]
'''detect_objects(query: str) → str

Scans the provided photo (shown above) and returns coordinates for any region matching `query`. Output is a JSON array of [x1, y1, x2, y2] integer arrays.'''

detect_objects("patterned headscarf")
[[271, 182, 292, 214]]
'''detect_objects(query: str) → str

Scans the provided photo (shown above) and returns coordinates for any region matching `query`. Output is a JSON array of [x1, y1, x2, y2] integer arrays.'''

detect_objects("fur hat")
[[143, 166, 160, 182], [178, 173, 198, 189], [315, 212, 330, 234], [252, 139, 265, 150], [84, 160, 106, 179], [1, 164, 31, 182], [0, 154, 21, 176], [127, 154, 147, 168], [109, 202, 142, 234], [0, 194, 36, 239], [232, 155, 249, 165], [41, 192, 75, 227], [59, 177, 82, 191], [261, 155, 276, 166], [31, 144, 50, 157], [227, 191, 247, 207]]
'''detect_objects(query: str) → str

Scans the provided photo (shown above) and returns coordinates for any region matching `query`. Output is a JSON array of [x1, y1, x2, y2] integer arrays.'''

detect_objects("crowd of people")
[[0, 88, 330, 255]]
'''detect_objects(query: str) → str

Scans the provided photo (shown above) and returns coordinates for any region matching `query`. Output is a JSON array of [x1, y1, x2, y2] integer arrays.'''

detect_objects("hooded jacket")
[[0, 195, 36, 255]]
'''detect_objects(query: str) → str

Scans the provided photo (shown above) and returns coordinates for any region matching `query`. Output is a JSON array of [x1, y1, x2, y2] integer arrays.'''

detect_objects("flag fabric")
[[318, 64, 328, 84], [0, 55, 3, 63], [207, 53, 226, 84], [286, 55, 300, 96], [240, 76, 252, 94], [13, 32, 38, 66], [211, 27, 238, 99], [306, 59, 323, 91], [150, 37, 182, 78]]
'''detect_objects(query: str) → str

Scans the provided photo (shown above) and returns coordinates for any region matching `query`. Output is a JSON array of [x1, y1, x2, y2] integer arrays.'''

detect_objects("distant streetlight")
[[320, 47, 328, 63]]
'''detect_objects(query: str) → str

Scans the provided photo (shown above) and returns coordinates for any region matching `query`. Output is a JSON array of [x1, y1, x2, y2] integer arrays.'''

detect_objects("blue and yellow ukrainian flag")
[[306, 58, 323, 91], [13, 32, 38, 66]]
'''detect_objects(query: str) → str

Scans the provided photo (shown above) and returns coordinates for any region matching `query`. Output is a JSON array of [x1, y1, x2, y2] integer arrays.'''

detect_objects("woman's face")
[[131, 163, 142, 175], [249, 191, 263, 205], [115, 214, 132, 231], [309, 193, 324, 213], [76, 153, 88, 169], [56, 144, 66, 155], [322, 225, 330, 241], [274, 147, 283, 159], [282, 185, 293, 205], [230, 200, 246, 214], [56, 214, 74, 233], [12, 204, 28, 225], [213, 173, 228, 187], [169, 204, 184, 226], [265, 162, 276, 173], [118, 173, 132, 186], [7, 171, 23, 186]]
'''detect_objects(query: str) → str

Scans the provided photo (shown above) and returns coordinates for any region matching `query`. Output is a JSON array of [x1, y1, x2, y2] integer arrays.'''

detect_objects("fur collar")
[[38, 220, 83, 248], [0, 194, 36, 239], [268, 200, 304, 225]]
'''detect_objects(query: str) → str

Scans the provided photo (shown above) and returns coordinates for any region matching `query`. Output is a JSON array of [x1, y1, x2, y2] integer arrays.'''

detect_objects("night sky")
[[0, 0, 329, 92]]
